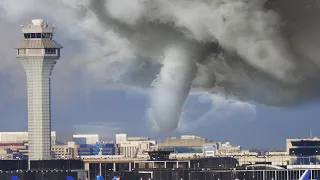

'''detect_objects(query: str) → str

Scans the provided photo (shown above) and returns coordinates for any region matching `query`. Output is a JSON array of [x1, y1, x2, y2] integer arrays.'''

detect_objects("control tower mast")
[[16, 19, 63, 163]]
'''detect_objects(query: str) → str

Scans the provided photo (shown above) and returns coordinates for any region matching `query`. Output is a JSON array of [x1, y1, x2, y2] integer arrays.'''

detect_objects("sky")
[[1, 0, 320, 150]]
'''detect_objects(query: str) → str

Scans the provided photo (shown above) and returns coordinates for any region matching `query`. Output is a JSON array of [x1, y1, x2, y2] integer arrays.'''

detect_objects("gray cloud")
[[1, 0, 319, 132], [178, 93, 256, 132], [73, 122, 125, 136]]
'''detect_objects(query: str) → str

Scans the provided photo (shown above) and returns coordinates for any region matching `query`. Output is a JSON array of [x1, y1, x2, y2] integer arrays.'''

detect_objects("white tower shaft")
[[21, 57, 56, 160], [16, 19, 62, 162]]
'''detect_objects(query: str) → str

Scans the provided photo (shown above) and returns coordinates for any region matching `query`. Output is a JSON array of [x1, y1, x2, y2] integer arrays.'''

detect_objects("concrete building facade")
[[115, 134, 128, 144], [217, 142, 241, 154], [159, 135, 208, 153], [52, 142, 78, 159], [119, 141, 155, 158], [0, 132, 28, 143], [286, 137, 320, 155], [73, 134, 100, 145], [16, 19, 63, 161], [115, 134, 156, 158], [0, 131, 72, 146]]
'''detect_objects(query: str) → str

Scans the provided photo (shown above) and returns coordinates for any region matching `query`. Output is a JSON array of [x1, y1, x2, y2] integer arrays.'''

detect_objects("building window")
[[45, 48, 56, 54], [24, 33, 52, 39], [24, 34, 31, 39], [41, 33, 52, 39], [17, 49, 19, 55]]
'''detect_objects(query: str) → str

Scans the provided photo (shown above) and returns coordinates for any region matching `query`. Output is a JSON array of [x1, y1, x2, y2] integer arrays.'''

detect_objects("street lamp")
[[316, 151, 319, 165], [16, 157, 20, 170]]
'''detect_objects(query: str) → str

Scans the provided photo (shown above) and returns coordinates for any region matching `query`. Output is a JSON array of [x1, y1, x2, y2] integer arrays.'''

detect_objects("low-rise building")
[[0, 132, 28, 143], [115, 134, 156, 158], [158, 135, 209, 153], [0, 131, 72, 145], [120, 141, 155, 158], [217, 142, 241, 155], [286, 137, 320, 165], [203, 144, 218, 157], [286, 137, 320, 156], [127, 137, 150, 141], [73, 134, 100, 145], [77, 143, 118, 157], [52, 142, 78, 159]]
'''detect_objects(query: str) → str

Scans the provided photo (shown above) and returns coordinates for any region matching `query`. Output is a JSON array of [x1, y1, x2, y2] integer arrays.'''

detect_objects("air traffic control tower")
[[16, 19, 63, 161]]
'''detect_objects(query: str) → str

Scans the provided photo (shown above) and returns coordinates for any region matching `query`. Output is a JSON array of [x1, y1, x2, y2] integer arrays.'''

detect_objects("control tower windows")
[[24, 33, 53, 39], [45, 48, 56, 55], [42, 33, 52, 38], [24, 34, 31, 39]]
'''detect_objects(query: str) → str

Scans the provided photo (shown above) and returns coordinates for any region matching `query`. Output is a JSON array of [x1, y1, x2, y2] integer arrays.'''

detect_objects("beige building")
[[158, 135, 211, 154], [0, 131, 72, 145], [127, 136, 149, 141], [115, 134, 156, 158], [119, 141, 156, 158], [217, 142, 241, 154], [0, 132, 28, 142], [52, 142, 78, 159], [51, 132, 74, 145], [116, 134, 128, 144], [0, 140, 79, 159], [286, 137, 320, 154], [158, 136, 243, 156], [160, 136, 206, 147], [73, 134, 99, 144]]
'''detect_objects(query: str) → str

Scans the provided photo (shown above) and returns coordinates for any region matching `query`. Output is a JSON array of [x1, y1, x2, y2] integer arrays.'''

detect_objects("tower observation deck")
[[16, 19, 63, 161]]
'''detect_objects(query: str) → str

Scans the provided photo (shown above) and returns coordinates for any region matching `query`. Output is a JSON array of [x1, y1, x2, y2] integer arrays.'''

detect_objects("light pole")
[[315, 151, 318, 165], [16, 157, 20, 170], [264, 154, 267, 180]]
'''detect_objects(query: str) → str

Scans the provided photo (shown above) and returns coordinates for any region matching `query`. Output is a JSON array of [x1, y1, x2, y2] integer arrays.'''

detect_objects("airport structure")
[[16, 19, 63, 161], [1, 131, 320, 179]]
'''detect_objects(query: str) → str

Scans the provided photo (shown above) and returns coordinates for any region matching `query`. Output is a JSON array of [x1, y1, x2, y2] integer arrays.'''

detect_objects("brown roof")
[[0, 143, 24, 146]]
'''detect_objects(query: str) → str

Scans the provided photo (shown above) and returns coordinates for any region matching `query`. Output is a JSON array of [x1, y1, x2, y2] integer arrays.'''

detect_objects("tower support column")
[[21, 57, 56, 161]]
